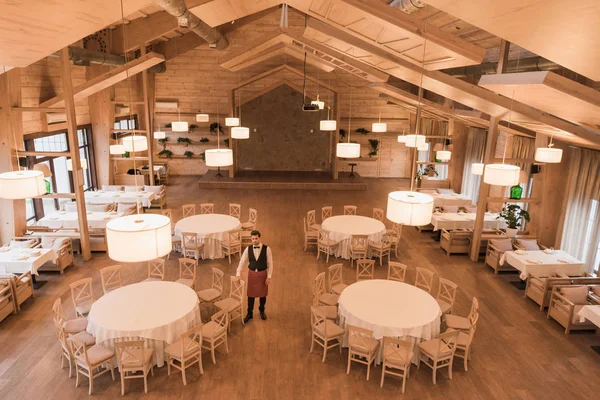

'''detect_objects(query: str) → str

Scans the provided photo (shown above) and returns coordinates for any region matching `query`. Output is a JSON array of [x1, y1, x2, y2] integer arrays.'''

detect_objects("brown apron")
[[247, 269, 268, 298]]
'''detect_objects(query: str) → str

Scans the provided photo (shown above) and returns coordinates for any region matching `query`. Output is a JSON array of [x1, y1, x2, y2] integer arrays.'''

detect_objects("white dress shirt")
[[236, 243, 273, 278]]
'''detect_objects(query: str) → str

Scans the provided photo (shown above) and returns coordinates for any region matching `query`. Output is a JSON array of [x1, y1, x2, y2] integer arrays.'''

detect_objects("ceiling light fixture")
[[534, 135, 562, 163], [372, 107, 387, 132], [336, 85, 360, 158], [205, 92, 232, 177]]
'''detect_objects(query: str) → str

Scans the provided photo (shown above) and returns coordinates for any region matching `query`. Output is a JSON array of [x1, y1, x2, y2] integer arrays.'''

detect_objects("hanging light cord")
[[348, 86, 353, 144], [216, 96, 220, 149], [3, 66, 22, 172]]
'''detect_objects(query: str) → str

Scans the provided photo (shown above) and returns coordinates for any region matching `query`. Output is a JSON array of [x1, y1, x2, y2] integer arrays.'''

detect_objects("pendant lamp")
[[471, 163, 484, 176], [372, 108, 387, 132], [397, 135, 406, 143], [311, 97, 325, 110], [405, 134, 426, 148], [122, 136, 148, 152], [0, 170, 46, 199], [172, 121, 188, 132], [483, 164, 520, 186], [436, 150, 451, 161], [417, 142, 429, 152], [106, 214, 172, 262], [205, 149, 233, 167], [337, 86, 360, 159], [153, 131, 166, 139], [225, 117, 239, 127], [387, 191, 434, 226], [66, 159, 88, 171], [320, 120, 336, 131], [196, 113, 209, 122], [535, 147, 562, 163], [231, 127, 249, 139]]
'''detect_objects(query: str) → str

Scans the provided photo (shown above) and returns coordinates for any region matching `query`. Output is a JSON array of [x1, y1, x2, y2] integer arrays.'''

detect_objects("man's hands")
[[265, 278, 271, 285]]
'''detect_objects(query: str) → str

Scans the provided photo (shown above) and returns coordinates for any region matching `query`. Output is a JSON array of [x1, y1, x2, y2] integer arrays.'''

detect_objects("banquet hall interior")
[[1, 0, 600, 399]]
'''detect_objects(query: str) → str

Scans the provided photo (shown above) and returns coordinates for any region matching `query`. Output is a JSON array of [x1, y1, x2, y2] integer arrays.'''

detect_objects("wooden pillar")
[[448, 119, 468, 192], [528, 133, 549, 237], [332, 93, 341, 179], [229, 89, 236, 178], [497, 40, 511, 74], [0, 69, 27, 244], [60, 48, 91, 261], [88, 65, 114, 187], [141, 45, 155, 184]]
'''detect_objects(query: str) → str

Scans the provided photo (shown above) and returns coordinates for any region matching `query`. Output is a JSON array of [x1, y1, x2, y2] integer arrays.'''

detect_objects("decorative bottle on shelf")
[[44, 179, 51, 194], [509, 184, 523, 200]]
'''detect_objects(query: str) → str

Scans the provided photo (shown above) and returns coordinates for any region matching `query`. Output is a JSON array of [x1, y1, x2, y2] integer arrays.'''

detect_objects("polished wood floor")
[[1, 176, 599, 400]]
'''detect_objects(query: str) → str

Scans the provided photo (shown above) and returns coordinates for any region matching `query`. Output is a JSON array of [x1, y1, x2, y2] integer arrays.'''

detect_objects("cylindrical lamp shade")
[[33, 164, 52, 177], [336, 143, 361, 158], [196, 114, 209, 122], [0, 170, 46, 199], [386, 191, 434, 226], [471, 163, 484, 176], [66, 159, 88, 171], [110, 144, 125, 155], [153, 131, 166, 139], [397, 135, 406, 143], [225, 117, 239, 127], [172, 121, 189, 132], [405, 134, 426, 148], [484, 164, 521, 186], [122, 136, 148, 153], [231, 127, 250, 139], [436, 150, 451, 161], [372, 122, 387, 133], [311, 100, 325, 110], [106, 214, 172, 262], [205, 149, 233, 167], [417, 143, 429, 152], [535, 147, 563, 163], [320, 120, 337, 131]]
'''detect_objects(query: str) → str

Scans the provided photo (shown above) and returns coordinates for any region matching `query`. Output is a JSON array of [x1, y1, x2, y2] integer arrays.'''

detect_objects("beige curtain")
[[560, 148, 600, 273], [511, 136, 535, 194], [460, 128, 486, 203]]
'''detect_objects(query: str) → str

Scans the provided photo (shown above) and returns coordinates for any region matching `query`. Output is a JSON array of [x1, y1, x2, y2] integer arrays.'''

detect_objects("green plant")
[[189, 124, 199, 131], [497, 204, 530, 229], [224, 138, 230, 148], [158, 137, 168, 149], [184, 150, 194, 159], [165, 123, 172, 128], [339, 128, 346, 140], [416, 164, 438, 181], [368, 139, 379, 157], [158, 149, 173, 159], [177, 137, 192, 146], [200, 151, 206, 161], [355, 127, 370, 135], [199, 137, 209, 143], [122, 151, 130, 158], [210, 122, 223, 134]]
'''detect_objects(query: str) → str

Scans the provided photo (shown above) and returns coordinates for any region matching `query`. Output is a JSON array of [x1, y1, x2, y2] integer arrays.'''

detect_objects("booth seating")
[[547, 285, 600, 334], [0, 272, 34, 312], [525, 273, 600, 310]]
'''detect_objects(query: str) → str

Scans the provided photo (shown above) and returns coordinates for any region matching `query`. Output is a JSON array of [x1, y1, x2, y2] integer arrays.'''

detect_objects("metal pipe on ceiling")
[[49, 46, 167, 73]]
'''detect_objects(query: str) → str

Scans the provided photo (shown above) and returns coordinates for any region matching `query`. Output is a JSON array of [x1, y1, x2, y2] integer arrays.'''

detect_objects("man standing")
[[236, 230, 273, 322]]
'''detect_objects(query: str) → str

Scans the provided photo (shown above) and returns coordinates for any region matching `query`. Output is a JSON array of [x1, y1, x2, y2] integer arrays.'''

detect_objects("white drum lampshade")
[[110, 144, 125, 155], [535, 147, 563, 163], [386, 191, 434, 226], [336, 143, 361, 158], [320, 120, 337, 131], [436, 150, 451, 161], [225, 117, 239, 127], [471, 163, 484, 176], [153, 131, 166, 139], [417, 143, 429, 152], [122, 136, 148, 152], [231, 127, 250, 139], [205, 149, 233, 167], [66, 159, 88, 171], [106, 214, 172, 262], [0, 170, 46, 199], [311, 99, 325, 110], [172, 121, 189, 132], [372, 122, 387, 133], [195, 113, 209, 122], [405, 134, 426, 148], [484, 164, 520, 186], [397, 135, 406, 143]]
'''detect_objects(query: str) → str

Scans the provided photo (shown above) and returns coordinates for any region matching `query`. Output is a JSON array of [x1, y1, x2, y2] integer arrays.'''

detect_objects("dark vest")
[[248, 245, 268, 272]]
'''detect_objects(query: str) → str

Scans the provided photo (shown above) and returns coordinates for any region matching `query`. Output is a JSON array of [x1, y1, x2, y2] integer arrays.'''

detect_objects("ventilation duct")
[[49, 46, 166, 73], [442, 57, 565, 78], [389, 0, 426, 14]]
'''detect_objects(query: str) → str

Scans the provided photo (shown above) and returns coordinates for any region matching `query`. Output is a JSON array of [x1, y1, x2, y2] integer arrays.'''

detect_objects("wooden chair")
[[436, 278, 458, 315], [144, 259, 165, 282], [146, 185, 167, 209], [161, 208, 172, 219], [310, 306, 345, 362], [52, 312, 95, 379], [303, 217, 318, 251], [446, 297, 479, 331], [311, 288, 338, 321], [485, 239, 515, 274], [321, 206, 332, 221], [182, 232, 204, 260], [214, 277, 245, 332], [356, 259, 375, 281], [115, 340, 154, 395], [176, 258, 197, 290], [307, 210, 321, 231], [0, 284, 16, 324], [157, 163, 169, 186], [70, 335, 116, 395], [241, 230, 252, 248], [182, 204, 196, 218], [70, 278, 94, 317], [440, 229, 472, 256], [514, 239, 546, 251], [387, 262, 408, 282], [349, 234, 368, 267], [369, 232, 393, 266], [201, 309, 229, 364], [100, 265, 122, 294], [165, 325, 203, 385], [314, 272, 339, 307], [372, 207, 384, 222], [51, 298, 88, 335], [417, 330, 459, 385], [317, 229, 339, 263], [2, 272, 34, 312], [344, 205, 357, 215], [380, 337, 413, 392], [221, 229, 242, 264], [390, 224, 403, 259], [200, 203, 214, 215], [414, 267, 436, 293], [446, 311, 479, 371], [347, 325, 379, 381], [547, 285, 598, 334], [241, 208, 257, 230], [38, 237, 74, 274], [328, 263, 347, 295], [229, 203, 241, 218], [196, 268, 225, 313]]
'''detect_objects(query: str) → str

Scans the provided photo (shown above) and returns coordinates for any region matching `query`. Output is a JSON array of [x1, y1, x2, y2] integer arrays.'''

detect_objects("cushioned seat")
[[349, 336, 379, 353], [319, 238, 339, 246], [72, 331, 96, 347], [75, 302, 93, 317], [445, 328, 470, 347], [310, 223, 322, 231], [384, 346, 413, 368], [175, 278, 194, 288], [63, 317, 89, 334], [314, 320, 345, 337], [331, 283, 348, 295], [214, 297, 240, 312], [437, 299, 451, 314], [319, 293, 339, 306], [418, 339, 453, 357], [241, 222, 255, 229], [445, 314, 470, 330], [316, 305, 338, 320], [201, 321, 221, 339], [197, 288, 221, 303], [165, 337, 197, 358], [81, 344, 114, 365], [120, 348, 153, 367]]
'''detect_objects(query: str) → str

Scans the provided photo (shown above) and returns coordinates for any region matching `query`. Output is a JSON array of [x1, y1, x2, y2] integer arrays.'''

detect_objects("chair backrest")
[[69, 335, 91, 367], [307, 210, 317, 226], [356, 259, 375, 281], [230, 276, 245, 302], [248, 208, 258, 224], [51, 298, 65, 326], [310, 306, 327, 335], [437, 277, 458, 308], [210, 309, 229, 335], [70, 278, 93, 308], [382, 336, 413, 365], [182, 204, 196, 218], [161, 208, 172, 219], [372, 207, 384, 222], [200, 203, 214, 214], [211, 268, 225, 293], [328, 263, 343, 289], [227, 229, 241, 246], [318, 229, 330, 244], [388, 262, 408, 282], [148, 259, 166, 281], [468, 297, 479, 323], [179, 258, 197, 281], [180, 325, 202, 357], [392, 223, 403, 239], [100, 265, 122, 294], [303, 217, 309, 235], [350, 234, 369, 250], [314, 272, 327, 297], [348, 325, 375, 353], [415, 267, 436, 293], [115, 340, 146, 370], [229, 203, 241, 218], [182, 232, 199, 250], [381, 232, 394, 248], [434, 330, 459, 357], [321, 206, 332, 221], [344, 205, 357, 215]]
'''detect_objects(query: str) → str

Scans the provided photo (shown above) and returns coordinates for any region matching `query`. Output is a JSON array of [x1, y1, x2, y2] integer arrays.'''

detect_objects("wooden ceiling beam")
[[239, 79, 317, 106], [156, 32, 207, 60]]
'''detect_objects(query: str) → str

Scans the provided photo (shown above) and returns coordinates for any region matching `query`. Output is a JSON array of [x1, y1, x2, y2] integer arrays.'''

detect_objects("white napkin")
[[13, 254, 28, 261], [0, 247, 9, 253], [526, 259, 543, 264], [515, 250, 526, 255], [557, 259, 571, 264]]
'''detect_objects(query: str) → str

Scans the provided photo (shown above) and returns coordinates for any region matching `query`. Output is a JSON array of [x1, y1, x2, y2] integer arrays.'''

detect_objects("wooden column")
[[527, 133, 549, 238], [0, 69, 26, 244], [229, 89, 236, 178], [60, 48, 91, 261], [88, 65, 114, 187], [470, 116, 500, 261], [332, 93, 341, 179], [140, 46, 155, 184], [448, 119, 469, 192]]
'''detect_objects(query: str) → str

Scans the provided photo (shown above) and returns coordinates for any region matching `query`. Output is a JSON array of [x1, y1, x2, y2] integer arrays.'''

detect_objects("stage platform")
[[197, 170, 367, 191]]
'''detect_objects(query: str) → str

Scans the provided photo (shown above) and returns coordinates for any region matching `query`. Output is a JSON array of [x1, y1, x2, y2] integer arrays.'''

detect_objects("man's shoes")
[[260, 311, 267, 320], [244, 314, 253, 323]]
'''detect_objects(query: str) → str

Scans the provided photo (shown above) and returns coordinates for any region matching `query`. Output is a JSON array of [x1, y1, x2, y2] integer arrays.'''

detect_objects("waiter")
[[236, 230, 273, 322]]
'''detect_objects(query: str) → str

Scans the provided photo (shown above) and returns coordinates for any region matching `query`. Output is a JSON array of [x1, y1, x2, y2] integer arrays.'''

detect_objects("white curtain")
[[560, 148, 600, 273], [460, 128, 486, 203]]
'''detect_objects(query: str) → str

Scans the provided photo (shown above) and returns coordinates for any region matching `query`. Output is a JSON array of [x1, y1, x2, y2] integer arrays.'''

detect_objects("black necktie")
[[254, 245, 260, 248]]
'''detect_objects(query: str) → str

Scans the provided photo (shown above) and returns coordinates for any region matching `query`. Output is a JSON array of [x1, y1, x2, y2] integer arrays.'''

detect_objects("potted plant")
[[199, 137, 209, 143], [184, 150, 194, 159], [158, 137, 168, 149], [224, 138, 230, 148], [210, 122, 223, 135], [339, 128, 346, 141], [177, 137, 192, 146], [158, 149, 173, 159], [200, 151, 206, 162], [165, 123, 172, 128], [355, 127, 370, 135], [189, 124, 199, 132], [368, 139, 379, 157], [497, 204, 530, 237]]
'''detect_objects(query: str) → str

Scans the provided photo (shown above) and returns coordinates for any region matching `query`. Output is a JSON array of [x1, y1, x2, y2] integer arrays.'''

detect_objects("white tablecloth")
[[578, 305, 600, 326], [430, 212, 506, 231], [38, 211, 124, 230], [427, 193, 472, 207], [84, 191, 155, 208], [174, 214, 241, 259], [0, 248, 57, 275], [86, 281, 201, 367], [322, 215, 386, 259], [338, 280, 441, 364], [500, 250, 585, 280]]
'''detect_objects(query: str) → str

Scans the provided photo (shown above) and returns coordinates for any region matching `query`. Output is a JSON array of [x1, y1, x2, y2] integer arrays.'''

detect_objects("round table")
[[338, 279, 441, 364], [321, 215, 386, 259], [86, 281, 201, 367], [174, 214, 241, 259]]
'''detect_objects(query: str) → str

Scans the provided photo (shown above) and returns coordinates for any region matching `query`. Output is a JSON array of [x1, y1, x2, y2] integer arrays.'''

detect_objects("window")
[[582, 199, 600, 272]]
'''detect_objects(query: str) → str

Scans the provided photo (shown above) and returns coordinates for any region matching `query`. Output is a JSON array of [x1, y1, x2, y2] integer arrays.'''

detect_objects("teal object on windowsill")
[[509, 184, 523, 200]]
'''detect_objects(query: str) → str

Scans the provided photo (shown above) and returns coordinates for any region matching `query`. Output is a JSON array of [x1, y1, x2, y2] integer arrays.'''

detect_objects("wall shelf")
[[110, 157, 149, 161], [32, 193, 76, 199], [416, 161, 450, 165]]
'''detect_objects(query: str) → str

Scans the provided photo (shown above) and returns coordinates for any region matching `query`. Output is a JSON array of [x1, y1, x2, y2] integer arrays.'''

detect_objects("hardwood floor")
[[1, 175, 599, 399]]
